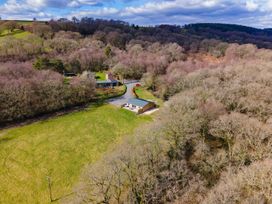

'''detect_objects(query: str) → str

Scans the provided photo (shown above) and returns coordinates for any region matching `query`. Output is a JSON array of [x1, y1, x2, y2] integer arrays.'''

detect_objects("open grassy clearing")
[[0, 29, 31, 38], [95, 72, 106, 81], [16, 20, 35, 25], [135, 87, 164, 107], [0, 104, 151, 203]]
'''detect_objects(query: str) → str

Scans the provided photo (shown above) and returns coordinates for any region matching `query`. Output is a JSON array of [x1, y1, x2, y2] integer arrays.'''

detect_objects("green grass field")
[[135, 87, 163, 107], [16, 20, 35, 25], [0, 104, 151, 203], [0, 29, 31, 38], [95, 72, 107, 81]]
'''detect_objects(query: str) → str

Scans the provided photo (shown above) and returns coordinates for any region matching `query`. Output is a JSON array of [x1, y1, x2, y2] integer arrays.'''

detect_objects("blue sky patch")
[[0, 0, 271, 28]]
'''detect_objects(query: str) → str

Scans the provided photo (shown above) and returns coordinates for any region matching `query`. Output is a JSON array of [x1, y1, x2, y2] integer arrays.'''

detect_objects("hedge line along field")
[[0, 104, 152, 204]]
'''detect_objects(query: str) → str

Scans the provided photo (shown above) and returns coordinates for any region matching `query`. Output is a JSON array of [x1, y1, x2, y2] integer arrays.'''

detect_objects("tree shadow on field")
[[0, 29, 25, 37], [51, 192, 75, 203], [0, 101, 106, 131], [0, 136, 14, 145]]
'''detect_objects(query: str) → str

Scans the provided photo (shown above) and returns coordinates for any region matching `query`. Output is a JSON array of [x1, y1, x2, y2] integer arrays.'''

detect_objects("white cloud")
[[69, 0, 232, 22], [2, 0, 272, 28], [246, 1, 258, 11], [0, 0, 53, 20], [68, 0, 272, 27], [264, 0, 272, 11], [244, 0, 272, 12], [0, 0, 106, 20], [69, 7, 118, 17], [2, 0, 105, 10]]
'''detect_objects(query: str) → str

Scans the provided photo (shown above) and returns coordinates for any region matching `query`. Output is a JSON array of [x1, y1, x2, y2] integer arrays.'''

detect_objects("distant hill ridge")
[[184, 23, 272, 36], [182, 23, 272, 49], [2, 19, 272, 49]]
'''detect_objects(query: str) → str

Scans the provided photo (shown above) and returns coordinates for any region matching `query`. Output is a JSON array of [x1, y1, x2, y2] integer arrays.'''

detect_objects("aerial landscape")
[[1, 0, 272, 203]]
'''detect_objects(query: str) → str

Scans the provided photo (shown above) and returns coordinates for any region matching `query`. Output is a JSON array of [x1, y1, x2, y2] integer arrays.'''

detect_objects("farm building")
[[122, 98, 156, 114], [96, 72, 120, 88], [96, 80, 119, 88]]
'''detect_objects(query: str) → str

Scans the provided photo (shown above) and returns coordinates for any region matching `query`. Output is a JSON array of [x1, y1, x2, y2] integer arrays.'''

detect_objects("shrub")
[[33, 57, 65, 73], [45, 37, 79, 54], [0, 35, 43, 61], [0, 63, 95, 123], [70, 45, 272, 203], [68, 48, 107, 73], [203, 160, 272, 204]]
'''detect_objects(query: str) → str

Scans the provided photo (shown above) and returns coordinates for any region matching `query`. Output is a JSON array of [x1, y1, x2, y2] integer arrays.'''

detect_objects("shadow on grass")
[[0, 101, 107, 131], [51, 192, 75, 203], [0, 85, 127, 131], [0, 136, 14, 145]]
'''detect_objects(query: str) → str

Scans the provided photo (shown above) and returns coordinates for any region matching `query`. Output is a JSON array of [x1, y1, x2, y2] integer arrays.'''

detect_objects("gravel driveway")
[[108, 81, 139, 106]]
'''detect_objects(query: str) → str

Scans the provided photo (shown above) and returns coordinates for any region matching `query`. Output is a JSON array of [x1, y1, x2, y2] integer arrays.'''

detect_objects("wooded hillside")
[[69, 43, 272, 204], [1, 18, 272, 204]]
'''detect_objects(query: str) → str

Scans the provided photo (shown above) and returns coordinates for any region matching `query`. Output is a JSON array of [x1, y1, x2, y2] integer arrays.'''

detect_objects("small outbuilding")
[[96, 72, 120, 88], [96, 80, 119, 88], [122, 98, 156, 114]]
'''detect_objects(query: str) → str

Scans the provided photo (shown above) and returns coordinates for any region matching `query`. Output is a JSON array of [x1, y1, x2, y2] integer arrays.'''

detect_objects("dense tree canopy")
[[1, 18, 272, 203], [69, 45, 272, 203], [0, 63, 95, 124]]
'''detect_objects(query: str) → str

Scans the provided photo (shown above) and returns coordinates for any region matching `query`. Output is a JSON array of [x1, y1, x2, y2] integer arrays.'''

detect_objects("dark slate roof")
[[127, 98, 151, 108], [96, 80, 118, 84]]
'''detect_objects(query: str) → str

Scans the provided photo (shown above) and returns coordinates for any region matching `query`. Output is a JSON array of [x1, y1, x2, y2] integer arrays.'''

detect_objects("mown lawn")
[[0, 104, 151, 203], [135, 87, 164, 107]]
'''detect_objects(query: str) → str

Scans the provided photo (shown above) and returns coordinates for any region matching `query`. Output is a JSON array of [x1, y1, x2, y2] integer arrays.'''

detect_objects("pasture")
[[0, 29, 30, 38], [0, 104, 151, 203], [0, 20, 38, 38]]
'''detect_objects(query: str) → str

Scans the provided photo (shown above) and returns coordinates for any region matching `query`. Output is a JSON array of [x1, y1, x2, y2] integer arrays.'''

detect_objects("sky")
[[0, 0, 272, 28]]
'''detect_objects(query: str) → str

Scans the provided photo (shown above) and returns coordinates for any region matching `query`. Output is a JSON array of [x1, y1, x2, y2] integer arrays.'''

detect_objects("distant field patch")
[[0, 29, 31, 38], [0, 104, 151, 203], [16, 20, 34, 25]]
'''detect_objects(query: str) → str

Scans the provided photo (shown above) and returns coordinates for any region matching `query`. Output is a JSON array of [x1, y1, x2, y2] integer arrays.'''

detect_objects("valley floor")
[[0, 104, 151, 203]]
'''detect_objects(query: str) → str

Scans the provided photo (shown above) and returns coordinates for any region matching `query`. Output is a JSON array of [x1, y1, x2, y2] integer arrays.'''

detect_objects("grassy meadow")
[[0, 29, 31, 38], [0, 20, 38, 38], [135, 87, 163, 107], [0, 104, 151, 203], [95, 72, 107, 81]]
